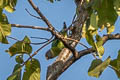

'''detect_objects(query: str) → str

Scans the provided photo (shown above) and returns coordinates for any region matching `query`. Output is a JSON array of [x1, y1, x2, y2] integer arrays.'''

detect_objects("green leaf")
[[6, 36, 32, 56], [114, 0, 120, 9], [0, 13, 10, 44], [0, 23, 11, 44], [95, 35, 104, 58], [7, 64, 22, 80], [114, 0, 120, 15], [15, 55, 24, 64], [116, 50, 120, 70], [110, 50, 120, 78], [92, 0, 118, 27], [107, 25, 115, 34], [117, 50, 120, 60], [110, 59, 117, 69], [110, 59, 120, 78], [5, 5, 15, 13], [0, 0, 8, 8], [85, 31, 95, 47], [88, 13, 98, 35], [4, 0, 17, 13], [22, 58, 41, 80], [0, 0, 4, 8], [45, 39, 64, 60], [95, 43, 104, 58], [96, 35, 102, 42], [1, 13, 9, 23], [88, 57, 111, 78], [51, 45, 61, 56], [0, 23, 11, 36], [0, 9, 3, 21], [23, 36, 31, 43], [89, 12, 98, 31]]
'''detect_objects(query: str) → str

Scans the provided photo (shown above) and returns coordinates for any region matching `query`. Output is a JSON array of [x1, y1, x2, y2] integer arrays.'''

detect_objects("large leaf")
[[22, 58, 41, 80], [4, 0, 17, 13], [92, 0, 118, 27], [0, 13, 10, 44], [6, 36, 32, 56], [7, 64, 22, 80], [88, 57, 111, 78]]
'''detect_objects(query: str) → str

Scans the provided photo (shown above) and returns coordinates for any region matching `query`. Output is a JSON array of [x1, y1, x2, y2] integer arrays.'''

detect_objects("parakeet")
[[45, 22, 67, 60]]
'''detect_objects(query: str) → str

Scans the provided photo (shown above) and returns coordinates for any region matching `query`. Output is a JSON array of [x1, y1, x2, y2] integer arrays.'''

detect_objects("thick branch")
[[59, 33, 120, 75], [46, 0, 88, 80], [47, 33, 120, 80]]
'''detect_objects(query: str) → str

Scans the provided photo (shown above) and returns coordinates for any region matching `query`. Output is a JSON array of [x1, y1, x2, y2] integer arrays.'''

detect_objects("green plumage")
[[45, 22, 67, 60]]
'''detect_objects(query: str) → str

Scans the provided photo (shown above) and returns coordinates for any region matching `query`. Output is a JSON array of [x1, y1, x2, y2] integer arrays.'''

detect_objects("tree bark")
[[46, 0, 89, 80]]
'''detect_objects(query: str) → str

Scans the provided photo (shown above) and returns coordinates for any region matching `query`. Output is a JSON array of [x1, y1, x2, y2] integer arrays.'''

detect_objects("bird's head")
[[45, 49, 54, 60]]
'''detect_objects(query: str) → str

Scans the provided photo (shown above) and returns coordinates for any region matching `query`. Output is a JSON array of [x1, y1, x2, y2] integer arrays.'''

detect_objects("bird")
[[45, 22, 67, 60]]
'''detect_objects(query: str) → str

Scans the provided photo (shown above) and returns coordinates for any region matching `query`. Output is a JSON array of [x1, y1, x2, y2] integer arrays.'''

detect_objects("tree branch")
[[28, 0, 54, 30], [23, 0, 120, 80], [28, 0, 80, 58], [25, 8, 42, 19], [11, 24, 49, 31], [47, 33, 120, 80], [46, 0, 120, 79], [46, 0, 89, 80]]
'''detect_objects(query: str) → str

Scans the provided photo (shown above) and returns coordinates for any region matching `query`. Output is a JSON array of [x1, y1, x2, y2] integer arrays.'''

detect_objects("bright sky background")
[[0, 0, 120, 80]]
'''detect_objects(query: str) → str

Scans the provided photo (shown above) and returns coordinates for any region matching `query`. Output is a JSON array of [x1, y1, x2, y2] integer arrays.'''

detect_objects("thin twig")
[[7, 36, 50, 45], [28, 0, 54, 30], [31, 37, 49, 41], [31, 41, 50, 45], [63, 37, 88, 49], [25, 8, 42, 19], [22, 38, 53, 65], [7, 36, 20, 41], [72, 13, 77, 24], [31, 35, 54, 45]]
